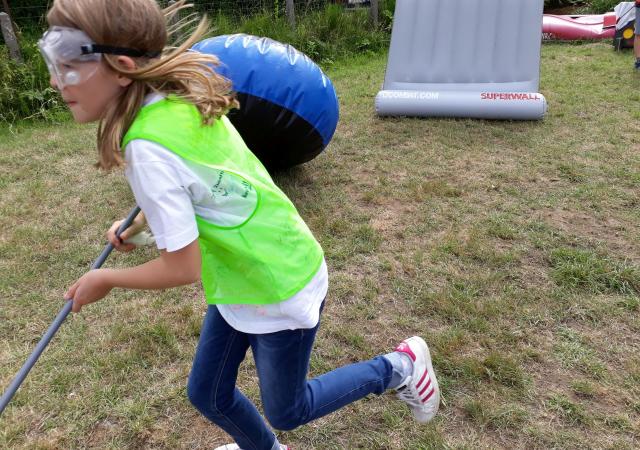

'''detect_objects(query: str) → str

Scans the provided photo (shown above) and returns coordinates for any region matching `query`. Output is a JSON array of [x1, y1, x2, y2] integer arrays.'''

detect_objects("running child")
[[41, 1, 441, 448]]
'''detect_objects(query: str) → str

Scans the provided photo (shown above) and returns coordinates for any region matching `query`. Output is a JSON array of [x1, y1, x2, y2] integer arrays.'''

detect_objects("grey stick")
[[0, 206, 141, 416]]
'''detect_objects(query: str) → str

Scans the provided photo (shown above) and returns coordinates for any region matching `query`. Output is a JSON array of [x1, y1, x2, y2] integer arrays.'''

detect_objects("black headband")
[[81, 44, 161, 58]]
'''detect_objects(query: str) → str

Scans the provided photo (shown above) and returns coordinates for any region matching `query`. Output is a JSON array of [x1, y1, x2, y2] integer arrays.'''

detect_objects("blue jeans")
[[187, 304, 393, 450]]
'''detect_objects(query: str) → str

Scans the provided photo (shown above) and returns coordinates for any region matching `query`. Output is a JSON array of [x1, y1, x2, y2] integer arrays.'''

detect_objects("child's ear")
[[115, 56, 136, 87]]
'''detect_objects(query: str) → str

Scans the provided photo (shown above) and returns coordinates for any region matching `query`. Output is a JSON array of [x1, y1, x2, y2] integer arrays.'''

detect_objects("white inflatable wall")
[[376, 0, 547, 120]]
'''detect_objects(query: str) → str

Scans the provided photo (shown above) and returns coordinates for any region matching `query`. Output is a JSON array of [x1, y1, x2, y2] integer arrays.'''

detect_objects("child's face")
[[50, 61, 127, 124], [39, 26, 131, 123]]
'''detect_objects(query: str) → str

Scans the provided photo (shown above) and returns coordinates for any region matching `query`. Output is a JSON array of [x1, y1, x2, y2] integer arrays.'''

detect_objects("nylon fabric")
[[122, 97, 324, 304]]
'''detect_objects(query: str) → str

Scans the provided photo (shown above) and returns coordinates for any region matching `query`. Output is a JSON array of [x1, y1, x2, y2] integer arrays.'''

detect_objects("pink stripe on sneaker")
[[422, 388, 435, 403], [418, 377, 432, 396], [395, 342, 417, 361], [416, 370, 428, 389]]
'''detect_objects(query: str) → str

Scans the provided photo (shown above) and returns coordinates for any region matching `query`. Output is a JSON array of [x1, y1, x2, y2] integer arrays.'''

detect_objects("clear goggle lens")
[[38, 26, 101, 88], [38, 26, 158, 88]]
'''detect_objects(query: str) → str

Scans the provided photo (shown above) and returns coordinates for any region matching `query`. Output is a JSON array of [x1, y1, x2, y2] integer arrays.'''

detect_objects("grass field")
[[1, 42, 640, 449]]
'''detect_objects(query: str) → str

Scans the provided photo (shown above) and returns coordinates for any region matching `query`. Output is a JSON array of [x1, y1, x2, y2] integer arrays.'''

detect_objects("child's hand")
[[107, 215, 146, 252], [64, 269, 113, 312]]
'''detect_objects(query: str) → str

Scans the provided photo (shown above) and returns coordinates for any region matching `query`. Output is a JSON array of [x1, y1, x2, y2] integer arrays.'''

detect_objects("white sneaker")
[[393, 336, 440, 423]]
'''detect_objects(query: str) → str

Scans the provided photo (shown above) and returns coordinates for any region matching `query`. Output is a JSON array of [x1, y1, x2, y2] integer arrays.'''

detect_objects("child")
[[43, 1, 440, 448]]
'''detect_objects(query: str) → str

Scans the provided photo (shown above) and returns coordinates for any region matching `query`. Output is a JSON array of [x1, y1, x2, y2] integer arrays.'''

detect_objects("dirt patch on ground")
[[542, 208, 639, 262], [369, 203, 416, 234]]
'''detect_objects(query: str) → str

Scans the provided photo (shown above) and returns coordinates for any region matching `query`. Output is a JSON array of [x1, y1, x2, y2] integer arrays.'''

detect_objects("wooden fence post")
[[369, 0, 379, 28], [286, 0, 296, 28], [0, 12, 23, 63], [2, 0, 16, 33]]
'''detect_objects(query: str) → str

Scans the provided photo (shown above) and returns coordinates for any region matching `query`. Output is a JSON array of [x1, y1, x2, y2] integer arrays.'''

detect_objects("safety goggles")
[[38, 26, 160, 88]]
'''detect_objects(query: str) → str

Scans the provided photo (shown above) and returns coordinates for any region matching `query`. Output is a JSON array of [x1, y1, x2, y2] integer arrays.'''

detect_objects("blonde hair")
[[47, 0, 239, 170]]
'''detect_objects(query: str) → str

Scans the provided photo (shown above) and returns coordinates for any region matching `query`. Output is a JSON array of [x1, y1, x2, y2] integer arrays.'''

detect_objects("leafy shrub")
[[206, 3, 392, 66], [588, 0, 620, 13], [0, 36, 64, 123], [544, 0, 620, 13], [544, 0, 583, 8]]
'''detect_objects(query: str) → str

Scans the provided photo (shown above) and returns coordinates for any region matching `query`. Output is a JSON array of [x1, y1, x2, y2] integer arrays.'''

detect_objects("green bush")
[[587, 0, 620, 13], [0, 37, 64, 123], [544, 0, 620, 13], [216, 3, 392, 65], [544, 0, 582, 8]]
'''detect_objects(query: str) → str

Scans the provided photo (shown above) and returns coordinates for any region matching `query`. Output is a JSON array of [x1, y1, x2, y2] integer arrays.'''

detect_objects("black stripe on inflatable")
[[227, 93, 325, 171]]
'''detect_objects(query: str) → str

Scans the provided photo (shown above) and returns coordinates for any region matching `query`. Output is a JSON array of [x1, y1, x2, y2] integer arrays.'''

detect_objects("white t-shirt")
[[123, 94, 328, 334]]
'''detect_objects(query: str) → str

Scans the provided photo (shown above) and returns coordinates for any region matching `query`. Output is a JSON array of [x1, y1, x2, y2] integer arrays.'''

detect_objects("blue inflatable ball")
[[192, 34, 339, 171]]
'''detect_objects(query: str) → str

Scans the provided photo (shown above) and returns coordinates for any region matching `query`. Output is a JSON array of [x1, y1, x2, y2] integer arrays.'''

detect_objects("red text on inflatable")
[[481, 93, 542, 101]]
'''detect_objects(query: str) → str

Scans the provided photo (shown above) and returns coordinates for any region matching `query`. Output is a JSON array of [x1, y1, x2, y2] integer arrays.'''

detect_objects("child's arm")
[[64, 238, 201, 312]]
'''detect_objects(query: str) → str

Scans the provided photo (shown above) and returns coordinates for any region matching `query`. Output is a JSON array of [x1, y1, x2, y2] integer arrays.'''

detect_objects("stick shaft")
[[0, 206, 141, 416]]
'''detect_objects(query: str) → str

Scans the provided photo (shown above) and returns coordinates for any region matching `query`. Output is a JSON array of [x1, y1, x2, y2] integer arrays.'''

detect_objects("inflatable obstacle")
[[193, 34, 339, 171], [542, 11, 617, 40], [542, 2, 636, 49], [375, 0, 547, 120]]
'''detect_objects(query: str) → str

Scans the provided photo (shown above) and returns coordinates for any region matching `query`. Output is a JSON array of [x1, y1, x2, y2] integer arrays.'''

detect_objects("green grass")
[[2, 42, 640, 448], [550, 247, 639, 294]]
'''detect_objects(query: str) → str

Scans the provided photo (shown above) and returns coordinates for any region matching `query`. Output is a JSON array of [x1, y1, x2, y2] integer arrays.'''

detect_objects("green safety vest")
[[122, 97, 324, 305]]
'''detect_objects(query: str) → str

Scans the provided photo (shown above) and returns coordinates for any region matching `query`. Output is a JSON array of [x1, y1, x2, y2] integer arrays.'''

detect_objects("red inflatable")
[[542, 12, 617, 40]]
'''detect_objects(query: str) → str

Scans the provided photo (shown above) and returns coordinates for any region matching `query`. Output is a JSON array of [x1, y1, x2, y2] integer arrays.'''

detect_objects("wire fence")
[[1, 1, 372, 29]]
